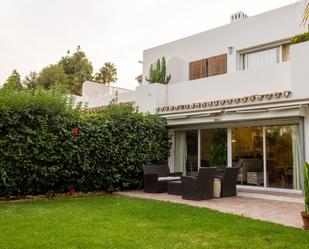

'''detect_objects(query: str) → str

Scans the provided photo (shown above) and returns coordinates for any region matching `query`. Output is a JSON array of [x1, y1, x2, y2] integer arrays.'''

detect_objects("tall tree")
[[94, 62, 117, 85], [36, 64, 70, 92], [2, 70, 23, 91], [23, 71, 39, 90], [59, 45, 93, 95]]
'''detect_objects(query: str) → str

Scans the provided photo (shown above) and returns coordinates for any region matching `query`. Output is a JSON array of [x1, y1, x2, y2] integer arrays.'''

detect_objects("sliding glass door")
[[174, 123, 302, 190], [265, 125, 302, 190], [231, 124, 301, 190], [200, 129, 227, 169], [232, 127, 264, 186]]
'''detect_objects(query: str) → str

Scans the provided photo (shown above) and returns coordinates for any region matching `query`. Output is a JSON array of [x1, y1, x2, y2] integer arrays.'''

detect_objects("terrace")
[[118, 189, 303, 228]]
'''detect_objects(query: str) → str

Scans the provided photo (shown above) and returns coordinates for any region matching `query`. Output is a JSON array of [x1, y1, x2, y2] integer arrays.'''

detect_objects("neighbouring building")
[[77, 1, 309, 194], [73, 81, 134, 109]]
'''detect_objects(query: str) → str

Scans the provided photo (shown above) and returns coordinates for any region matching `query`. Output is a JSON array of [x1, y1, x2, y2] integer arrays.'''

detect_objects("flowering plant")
[[73, 127, 78, 136], [67, 188, 76, 196]]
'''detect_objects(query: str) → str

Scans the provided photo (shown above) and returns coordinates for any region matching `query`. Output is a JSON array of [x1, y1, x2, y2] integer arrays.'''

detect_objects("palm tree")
[[95, 62, 117, 85], [303, 1, 309, 26]]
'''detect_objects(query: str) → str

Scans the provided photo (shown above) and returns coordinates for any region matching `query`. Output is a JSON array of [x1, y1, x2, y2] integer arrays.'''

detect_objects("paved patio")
[[117, 190, 304, 228]]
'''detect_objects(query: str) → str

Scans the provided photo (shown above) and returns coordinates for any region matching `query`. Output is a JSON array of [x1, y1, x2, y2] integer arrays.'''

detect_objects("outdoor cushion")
[[143, 165, 183, 193], [144, 165, 171, 177], [158, 176, 181, 182]]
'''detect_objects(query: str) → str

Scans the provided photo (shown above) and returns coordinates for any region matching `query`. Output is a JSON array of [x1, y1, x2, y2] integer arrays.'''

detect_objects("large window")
[[189, 54, 227, 81], [189, 59, 207, 80], [242, 47, 280, 70], [200, 129, 227, 168], [232, 127, 264, 186], [174, 123, 302, 190], [266, 125, 301, 189], [207, 54, 227, 76]]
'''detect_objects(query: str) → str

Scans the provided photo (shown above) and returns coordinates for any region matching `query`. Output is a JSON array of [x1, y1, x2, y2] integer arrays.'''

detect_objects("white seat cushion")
[[158, 176, 181, 182]]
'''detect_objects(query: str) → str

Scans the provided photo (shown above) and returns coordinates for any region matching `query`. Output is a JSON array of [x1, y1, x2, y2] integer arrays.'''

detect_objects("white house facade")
[[79, 1, 309, 194]]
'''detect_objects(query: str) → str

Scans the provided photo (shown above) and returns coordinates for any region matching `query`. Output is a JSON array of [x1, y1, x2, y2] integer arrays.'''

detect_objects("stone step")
[[237, 187, 303, 203]]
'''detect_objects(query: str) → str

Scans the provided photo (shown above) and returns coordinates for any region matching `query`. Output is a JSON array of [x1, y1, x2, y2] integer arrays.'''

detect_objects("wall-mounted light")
[[228, 46, 234, 54]]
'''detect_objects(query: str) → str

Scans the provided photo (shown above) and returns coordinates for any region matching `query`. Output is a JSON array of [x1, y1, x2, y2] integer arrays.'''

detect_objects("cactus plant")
[[146, 57, 171, 84]]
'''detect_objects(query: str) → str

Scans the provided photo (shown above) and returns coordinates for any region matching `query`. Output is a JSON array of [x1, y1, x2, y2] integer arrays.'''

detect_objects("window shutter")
[[208, 54, 227, 76], [189, 59, 207, 80]]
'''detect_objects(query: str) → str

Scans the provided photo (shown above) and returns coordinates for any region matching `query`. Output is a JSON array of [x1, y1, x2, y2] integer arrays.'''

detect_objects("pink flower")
[[67, 188, 76, 196], [73, 127, 78, 137]]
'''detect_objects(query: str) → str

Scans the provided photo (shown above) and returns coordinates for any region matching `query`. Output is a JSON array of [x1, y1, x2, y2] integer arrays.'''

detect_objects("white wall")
[[83, 81, 110, 98], [117, 91, 136, 103], [143, 1, 306, 82], [166, 57, 187, 84], [81, 39, 306, 112], [290, 41, 309, 99], [77, 2, 309, 115], [82, 81, 132, 97], [167, 62, 291, 105], [135, 83, 167, 113], [74, 81, 133, 108], [293, 43, 309, 164]]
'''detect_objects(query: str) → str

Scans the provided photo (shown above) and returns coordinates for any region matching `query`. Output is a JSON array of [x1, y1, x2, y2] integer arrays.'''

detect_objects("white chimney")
[[230, 11, 249, 23]]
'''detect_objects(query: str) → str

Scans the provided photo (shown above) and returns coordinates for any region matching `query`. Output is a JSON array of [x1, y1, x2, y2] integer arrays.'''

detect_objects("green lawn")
[[0, 195, 308, 249]]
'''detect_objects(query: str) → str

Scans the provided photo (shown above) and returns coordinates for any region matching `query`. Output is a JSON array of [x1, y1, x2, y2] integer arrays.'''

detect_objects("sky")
[[0, 0, 299, 90]]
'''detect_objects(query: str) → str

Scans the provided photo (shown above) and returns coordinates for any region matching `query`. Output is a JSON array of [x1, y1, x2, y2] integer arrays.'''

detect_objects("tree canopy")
[[36, 64, 70, 92], [59, 46, 93, 95], [23, 71, 39, 90], [94, 62, 117, 85], [2, 46, 118, 95], [2, 70, 23, 91]]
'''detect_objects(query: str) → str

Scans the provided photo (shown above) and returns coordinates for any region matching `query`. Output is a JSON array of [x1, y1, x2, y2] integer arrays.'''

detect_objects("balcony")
[[166, 62, 291, 106]]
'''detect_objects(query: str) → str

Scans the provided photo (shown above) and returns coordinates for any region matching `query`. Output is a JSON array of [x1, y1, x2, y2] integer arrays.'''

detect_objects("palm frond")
[[302, 1, 309, 26]]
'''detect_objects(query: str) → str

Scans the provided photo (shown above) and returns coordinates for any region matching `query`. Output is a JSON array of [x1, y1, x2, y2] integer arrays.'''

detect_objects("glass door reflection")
[[232, 127, 264, 186]]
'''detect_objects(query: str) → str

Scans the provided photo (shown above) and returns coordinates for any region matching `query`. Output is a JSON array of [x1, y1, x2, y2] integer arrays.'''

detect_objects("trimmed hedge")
[[0, 89, 170, 197]]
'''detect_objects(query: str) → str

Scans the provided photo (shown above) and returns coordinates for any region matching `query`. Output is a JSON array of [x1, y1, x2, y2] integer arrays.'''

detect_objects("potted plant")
[[208, 130, 227, 170], [301, 162, 309, 229]]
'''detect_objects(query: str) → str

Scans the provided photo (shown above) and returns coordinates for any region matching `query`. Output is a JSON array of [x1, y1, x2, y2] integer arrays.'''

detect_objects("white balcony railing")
[[166, 62, 291, 106]]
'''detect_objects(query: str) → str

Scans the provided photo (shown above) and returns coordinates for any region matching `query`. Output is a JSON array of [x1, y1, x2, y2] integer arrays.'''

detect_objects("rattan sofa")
[[143, 165, 182, 193]]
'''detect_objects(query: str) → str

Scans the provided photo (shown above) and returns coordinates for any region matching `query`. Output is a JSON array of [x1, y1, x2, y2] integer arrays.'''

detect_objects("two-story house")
[[79, 1, 309, 194]]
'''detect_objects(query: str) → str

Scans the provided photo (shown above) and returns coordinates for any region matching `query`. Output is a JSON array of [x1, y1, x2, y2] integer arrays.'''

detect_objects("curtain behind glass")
[[247, 47, 278, 70], [175, 131, 187, 174], [292, 125, 302, 190]]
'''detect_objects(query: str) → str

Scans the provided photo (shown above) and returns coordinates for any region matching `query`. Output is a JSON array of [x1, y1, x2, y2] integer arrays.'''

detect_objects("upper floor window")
[[243, 47, 280, 70], [189, 54, 227, 81], [240, 43, 290, 71], [189, 59, 207, 80], [208, 54, 227, 76]]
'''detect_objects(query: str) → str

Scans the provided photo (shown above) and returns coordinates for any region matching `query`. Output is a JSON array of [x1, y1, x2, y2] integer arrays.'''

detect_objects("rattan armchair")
[[216, 167, 239, 197], [182, 167, 216, 200]]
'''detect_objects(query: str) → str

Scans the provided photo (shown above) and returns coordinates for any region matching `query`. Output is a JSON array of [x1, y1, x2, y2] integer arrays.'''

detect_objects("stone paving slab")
[[117, 190, 304, 228]]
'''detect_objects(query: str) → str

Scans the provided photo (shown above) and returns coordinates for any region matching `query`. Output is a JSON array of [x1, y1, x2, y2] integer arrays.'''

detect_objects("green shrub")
[[0, 89, 170, 196], [291, 32, 309, 45], [304, 162, 309, 213]]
